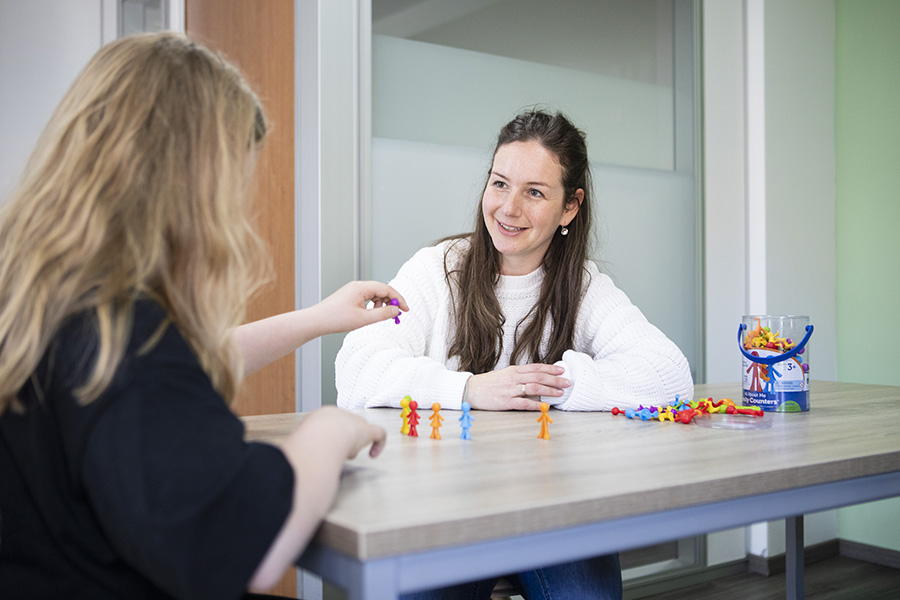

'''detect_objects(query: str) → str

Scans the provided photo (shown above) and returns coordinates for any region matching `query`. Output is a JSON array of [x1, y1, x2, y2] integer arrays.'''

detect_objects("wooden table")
[[243, 381, 900, 599]]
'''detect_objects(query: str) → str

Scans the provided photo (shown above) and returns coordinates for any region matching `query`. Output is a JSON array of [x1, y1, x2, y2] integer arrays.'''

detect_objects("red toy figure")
[[429, 402, 444, 439], [747, 351, 764, 392], [537, 402, 553, 440], [407, 400, 420, 437]]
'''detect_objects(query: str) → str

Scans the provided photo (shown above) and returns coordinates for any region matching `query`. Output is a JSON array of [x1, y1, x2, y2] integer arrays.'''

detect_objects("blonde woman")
[[0, 33, 405, 599]]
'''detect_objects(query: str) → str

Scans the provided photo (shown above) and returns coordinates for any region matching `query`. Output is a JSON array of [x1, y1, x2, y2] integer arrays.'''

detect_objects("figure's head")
[[478, 110, 592, 275], [432, 402, 441, 412]]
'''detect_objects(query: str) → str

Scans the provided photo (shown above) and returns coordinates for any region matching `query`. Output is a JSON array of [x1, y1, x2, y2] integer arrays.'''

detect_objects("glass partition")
[[369, 0, 700, 380]]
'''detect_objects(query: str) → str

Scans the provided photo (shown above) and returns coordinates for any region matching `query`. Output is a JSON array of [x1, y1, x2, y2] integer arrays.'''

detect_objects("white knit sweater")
[[336, 239, 694, 411]]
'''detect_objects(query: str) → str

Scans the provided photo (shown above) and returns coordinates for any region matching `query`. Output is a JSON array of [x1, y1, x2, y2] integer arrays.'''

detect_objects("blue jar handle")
[[738, 324, 814, 365]]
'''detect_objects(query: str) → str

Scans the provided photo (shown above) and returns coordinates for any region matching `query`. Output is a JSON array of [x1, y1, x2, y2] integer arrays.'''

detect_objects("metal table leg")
[[786, 515, 805, 600]]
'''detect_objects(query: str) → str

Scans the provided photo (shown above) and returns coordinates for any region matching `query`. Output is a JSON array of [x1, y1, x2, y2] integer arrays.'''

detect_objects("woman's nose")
[[502, 193, 522, 216]]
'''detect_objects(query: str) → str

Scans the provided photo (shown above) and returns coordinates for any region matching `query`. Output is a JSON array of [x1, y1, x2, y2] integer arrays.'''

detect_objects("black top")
[[0, 301, 294, 600]]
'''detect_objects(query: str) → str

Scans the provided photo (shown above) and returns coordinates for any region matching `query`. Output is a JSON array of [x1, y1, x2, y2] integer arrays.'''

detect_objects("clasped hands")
[[464, 364, 570, 411]]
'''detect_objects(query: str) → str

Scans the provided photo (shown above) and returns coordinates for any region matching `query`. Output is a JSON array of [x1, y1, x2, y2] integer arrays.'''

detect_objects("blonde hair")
[[0, 32, 269, 414]]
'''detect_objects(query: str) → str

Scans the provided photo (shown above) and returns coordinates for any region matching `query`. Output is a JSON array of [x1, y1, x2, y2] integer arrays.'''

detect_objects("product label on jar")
[[742, 350, 809, 412]]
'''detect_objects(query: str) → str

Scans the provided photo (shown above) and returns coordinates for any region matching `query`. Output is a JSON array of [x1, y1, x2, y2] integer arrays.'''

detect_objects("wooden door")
[[185, 1, 296, 417], [186, 1, 297, 596]]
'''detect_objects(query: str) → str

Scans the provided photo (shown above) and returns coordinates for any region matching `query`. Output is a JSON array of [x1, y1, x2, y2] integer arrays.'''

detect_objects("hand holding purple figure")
[[390, 298, 401, 324]]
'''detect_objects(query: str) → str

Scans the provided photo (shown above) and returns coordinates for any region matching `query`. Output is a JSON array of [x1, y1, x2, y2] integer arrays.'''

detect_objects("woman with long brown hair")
[[337, 110, 692, 414], [0, 32, 405, 599], [336, 110, 693, 599]]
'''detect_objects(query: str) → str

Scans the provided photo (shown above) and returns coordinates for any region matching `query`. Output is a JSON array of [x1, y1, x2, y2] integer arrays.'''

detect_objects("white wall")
[[764, 0, 837, 382], [0, 0, 104, 200], [704, 0, 839, 561]]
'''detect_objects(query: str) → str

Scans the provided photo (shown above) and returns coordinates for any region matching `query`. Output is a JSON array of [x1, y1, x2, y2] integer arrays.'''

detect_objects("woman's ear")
[[562, 188, 584, 226], [572, 188, 584, 207]]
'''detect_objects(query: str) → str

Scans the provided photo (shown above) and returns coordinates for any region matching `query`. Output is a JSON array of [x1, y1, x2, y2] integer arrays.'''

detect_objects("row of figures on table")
[[399, 396, 554, 440], [611, 394, 764, 424]]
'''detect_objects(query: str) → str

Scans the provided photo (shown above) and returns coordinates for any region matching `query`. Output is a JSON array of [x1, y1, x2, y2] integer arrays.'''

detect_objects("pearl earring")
[[560, 226, 569, 236]]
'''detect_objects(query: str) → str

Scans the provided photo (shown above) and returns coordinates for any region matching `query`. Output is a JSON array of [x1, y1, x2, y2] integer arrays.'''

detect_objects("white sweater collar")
[[497, 266, 544, 292]]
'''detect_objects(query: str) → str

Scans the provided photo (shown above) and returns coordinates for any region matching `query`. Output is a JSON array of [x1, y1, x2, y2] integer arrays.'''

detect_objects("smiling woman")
[[335, 108, 693, 599], [336, 109, 692, 415]]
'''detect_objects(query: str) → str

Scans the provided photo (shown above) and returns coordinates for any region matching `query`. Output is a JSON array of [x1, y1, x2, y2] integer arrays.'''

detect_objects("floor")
[[637, 556, 900, 600]]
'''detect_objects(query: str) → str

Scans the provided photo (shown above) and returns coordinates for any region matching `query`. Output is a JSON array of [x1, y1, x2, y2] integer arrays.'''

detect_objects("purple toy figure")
[[390, 298, 401, 324], [459, 401, 474, 440]]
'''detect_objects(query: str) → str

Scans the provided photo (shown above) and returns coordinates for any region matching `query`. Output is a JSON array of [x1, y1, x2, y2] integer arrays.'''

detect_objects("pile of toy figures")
[[611, 395, 763, 424]]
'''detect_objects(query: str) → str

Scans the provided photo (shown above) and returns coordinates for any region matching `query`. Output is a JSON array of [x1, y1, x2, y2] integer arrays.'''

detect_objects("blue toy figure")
[[763, 364, 782, 396], [459, 401, 474, 440]]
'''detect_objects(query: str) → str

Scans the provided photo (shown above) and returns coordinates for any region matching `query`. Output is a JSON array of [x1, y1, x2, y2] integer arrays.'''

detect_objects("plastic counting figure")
[[390, 298, 401, 324], [537, 402, 553, 440], [459, 401, 473, 440], [429, 403, 443, 440], [400, 395, 411, 434], [407, 400, 420, 437]]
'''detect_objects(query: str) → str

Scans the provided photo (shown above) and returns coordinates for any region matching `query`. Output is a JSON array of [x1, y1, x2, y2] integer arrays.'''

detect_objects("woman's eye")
[[528, 188, 544, 198], [491, 180, 507, 189]]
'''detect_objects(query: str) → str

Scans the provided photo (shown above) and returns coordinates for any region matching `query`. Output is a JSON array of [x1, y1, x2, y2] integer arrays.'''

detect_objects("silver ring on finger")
[[521, 383, 527, 397]]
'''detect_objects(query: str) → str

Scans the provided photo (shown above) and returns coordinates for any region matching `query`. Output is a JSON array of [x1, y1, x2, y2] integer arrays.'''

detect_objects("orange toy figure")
[[407, 400, 420, 437], [400, 395, 412, 434], [537, 402, 553, 440], [429, 403, 444, 439]]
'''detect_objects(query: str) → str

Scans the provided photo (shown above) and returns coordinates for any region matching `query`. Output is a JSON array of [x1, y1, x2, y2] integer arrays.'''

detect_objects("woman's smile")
[[496, 219, 528, 235]]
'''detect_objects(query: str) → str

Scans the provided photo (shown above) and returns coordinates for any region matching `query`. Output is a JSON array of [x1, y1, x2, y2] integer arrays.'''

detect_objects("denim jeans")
[[400, 552, 622, 600]]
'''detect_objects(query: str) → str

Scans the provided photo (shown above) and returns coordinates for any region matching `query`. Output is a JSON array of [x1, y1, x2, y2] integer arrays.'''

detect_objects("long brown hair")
[[0, 32, 268, 415], [446, 110, 593, 374]]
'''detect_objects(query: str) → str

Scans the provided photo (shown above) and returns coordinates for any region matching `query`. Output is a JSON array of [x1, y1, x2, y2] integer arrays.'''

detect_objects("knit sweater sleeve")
[[547, 264, 694, 411], [335, 242, 472, 410]]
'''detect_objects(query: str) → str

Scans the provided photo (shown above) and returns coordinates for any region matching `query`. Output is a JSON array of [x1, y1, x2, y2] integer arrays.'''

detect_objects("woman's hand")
[[464, 364, 570, 411], [249, 406, 386, 591], [298, 405, 387, 459], [310, 281, 410, 336]]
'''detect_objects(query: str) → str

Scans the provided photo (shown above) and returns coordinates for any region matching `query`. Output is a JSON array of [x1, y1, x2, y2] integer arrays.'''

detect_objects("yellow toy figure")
[[429, 402, 444, 440], [537, 402, 553, 440], [400, 395, 412, 434]]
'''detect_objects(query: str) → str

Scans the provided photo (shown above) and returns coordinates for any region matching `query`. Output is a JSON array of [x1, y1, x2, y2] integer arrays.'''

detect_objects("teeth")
[[499, 222, 525, 232]]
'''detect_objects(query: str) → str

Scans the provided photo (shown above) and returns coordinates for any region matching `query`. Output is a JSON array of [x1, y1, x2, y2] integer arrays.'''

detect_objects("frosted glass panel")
[[369, 0, 699, 379], [374, 35, 674, 171], [371, 138, 485, 284]]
